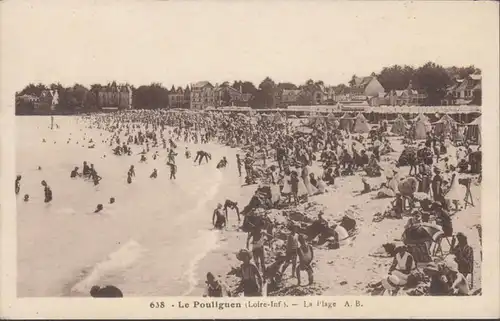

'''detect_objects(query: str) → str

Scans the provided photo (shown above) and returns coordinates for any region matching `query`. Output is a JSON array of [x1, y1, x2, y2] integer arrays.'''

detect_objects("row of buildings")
[[17, 73, 482, 112], [171, 73, 481, 110]]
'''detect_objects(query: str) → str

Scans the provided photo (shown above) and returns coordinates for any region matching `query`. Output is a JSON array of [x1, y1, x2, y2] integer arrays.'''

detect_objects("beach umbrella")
[[402, 224, 443, 245]]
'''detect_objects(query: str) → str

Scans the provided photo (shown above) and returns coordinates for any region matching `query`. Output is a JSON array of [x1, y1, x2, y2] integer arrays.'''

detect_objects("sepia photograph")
[[1, 0, 499, 319]]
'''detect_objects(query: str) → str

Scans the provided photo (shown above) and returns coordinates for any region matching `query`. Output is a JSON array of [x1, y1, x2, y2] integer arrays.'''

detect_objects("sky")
[[1, 0, 498, 91]]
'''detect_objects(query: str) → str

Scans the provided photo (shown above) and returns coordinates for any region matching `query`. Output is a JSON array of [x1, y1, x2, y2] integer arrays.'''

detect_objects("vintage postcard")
[[1, 0, 499, 319]]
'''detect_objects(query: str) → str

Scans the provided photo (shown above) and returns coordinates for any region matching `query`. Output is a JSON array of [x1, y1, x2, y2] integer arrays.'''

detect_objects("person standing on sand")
[[236, 154, 242, 177], [246, 224, 266, 272], [235, 249, 262, 297], [281, 225, 299, 278], [296, 234, 314, 286]]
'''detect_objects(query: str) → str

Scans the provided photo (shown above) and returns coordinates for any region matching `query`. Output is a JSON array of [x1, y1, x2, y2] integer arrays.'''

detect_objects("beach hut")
[[339, 113, 355, 132], [433, 114, 458, 139], [466, 115, 481, 144], [412, 113, 431, 140], [353, 113, 371, 133], [390, 114, 408, 136]]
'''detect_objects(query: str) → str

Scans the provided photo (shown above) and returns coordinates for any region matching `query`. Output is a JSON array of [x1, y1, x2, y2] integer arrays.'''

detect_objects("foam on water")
[[17, 116, 241, 296]]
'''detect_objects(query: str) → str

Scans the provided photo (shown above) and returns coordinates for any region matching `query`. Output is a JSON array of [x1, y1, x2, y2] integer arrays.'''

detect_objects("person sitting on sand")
[[203, 272, 231, 297], [41, 180, 52, 203], [387, 245, 416, 285], [296, 234, 314, 286], [224, 199, 240, 222], [216, 157, 228, 169], [212, 203, 226, 229], [322, 167, 335, 185], [263, 252, 287, 291], [15, 175, 21, 195], [150, 169, 158, 179], [442, 261, 469, 296], [90, 285, 123, 298], [235, 249, 262, 297]]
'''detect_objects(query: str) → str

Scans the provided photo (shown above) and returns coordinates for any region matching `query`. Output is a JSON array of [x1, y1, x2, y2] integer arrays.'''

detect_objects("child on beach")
[[235, 249, 262, 297], [203, 272, 231, 297], [296, 234, 314, 286], [281, 225, 299, 278], [224, 199, 240, 222], [246, 224, 267, 272], [290, 171, 300, 206]]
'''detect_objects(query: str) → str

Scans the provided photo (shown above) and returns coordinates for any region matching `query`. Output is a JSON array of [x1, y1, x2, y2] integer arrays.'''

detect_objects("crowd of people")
[[16, 109, 482, 297]]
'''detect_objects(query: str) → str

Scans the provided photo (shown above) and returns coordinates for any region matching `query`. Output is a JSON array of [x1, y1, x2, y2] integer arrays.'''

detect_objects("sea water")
[[16, 116, 240, 297]]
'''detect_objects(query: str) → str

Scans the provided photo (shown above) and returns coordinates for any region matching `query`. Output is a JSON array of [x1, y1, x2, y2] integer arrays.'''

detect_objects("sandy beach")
[[17, 115, 482, 297]]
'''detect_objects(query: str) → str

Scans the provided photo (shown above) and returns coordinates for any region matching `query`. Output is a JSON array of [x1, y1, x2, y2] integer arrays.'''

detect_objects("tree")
[[258, 77, 277, 108], [377, 65, 415, 91], [296, 90, 312, 106], [277, 82, 298, 90], [348, 75, 357, 87], [470, 89, 482, 106], [413, 62, 452, 105]]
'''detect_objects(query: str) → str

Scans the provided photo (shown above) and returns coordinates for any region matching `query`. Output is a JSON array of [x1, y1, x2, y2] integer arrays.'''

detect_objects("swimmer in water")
[[212, 203, 226, 229], [127, 171, 133, 184], [24, 194, 29, 202], [224, 199, 241, 222], [94, 204, 104, 213], [128, 165, 135, 177], [109, 197, 115, 204], [167, 162, 177, 180], [185, 147, 191, 159], [150, 168, 158, 179], [70, 167, 81, 178], [37, 166, 42, 171], [41, 180, 53, 203]]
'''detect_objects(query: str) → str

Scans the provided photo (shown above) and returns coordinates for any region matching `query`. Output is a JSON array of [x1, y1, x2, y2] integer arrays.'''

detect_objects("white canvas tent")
[[339, 113, 355, 132], [390, 114, 408, 136], [353, 113, 371, 133], [466, 115, 481, 144], [412, 113, 431, 139], [433, 114, 458, 139]]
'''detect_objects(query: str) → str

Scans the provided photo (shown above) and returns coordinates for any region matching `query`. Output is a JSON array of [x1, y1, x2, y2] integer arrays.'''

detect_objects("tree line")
[[15, 61, 481, 114]]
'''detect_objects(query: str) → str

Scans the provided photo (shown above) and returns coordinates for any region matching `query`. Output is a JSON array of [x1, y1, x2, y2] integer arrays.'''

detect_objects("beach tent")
[[466, 115, 481, 144], [353, 113, 371, 133], [274, 112, 284, 123], [339, 113, 355, 132], [433, 114, 458, 139], [412, 113, 431, 139], [390, 114, 408, 136]]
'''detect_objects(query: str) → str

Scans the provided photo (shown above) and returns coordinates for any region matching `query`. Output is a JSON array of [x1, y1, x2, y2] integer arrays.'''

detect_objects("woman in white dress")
[[301, 163, 318, 196], [445, 166, 465, 211], [296, 167, 309, 199]]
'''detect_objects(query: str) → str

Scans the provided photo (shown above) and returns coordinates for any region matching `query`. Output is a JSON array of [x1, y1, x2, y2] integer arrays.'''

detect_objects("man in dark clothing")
[[451, 232, 474, 280]]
